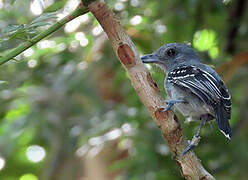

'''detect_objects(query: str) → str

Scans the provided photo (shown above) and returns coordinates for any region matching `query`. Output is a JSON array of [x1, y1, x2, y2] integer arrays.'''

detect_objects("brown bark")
[[84, 0, 216, 179]]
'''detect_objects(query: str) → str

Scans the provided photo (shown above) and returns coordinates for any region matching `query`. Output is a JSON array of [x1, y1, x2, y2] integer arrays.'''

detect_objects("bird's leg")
[[181, 117, 207, 156], [162, 99, 186, 112]]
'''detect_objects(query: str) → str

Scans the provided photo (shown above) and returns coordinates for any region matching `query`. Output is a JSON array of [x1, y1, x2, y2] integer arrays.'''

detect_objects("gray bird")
[[141, 43, 232, 155]]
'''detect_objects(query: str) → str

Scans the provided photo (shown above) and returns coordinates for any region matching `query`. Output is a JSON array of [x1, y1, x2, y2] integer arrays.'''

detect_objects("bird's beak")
[[141, 54, 161, 64]]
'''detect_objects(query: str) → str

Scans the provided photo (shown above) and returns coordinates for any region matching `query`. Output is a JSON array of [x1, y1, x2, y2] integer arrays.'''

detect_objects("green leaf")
[[29, 22, 51, 28], [1, 12, 57, 43], [5, 103, 30, 122], [19, 174, 38, 180], [43, 0, 67, 13], [30, 12, 57, 25], [2, 24, 25, 35], [193, 29, 217, 51], [209, 46, 219, 59]]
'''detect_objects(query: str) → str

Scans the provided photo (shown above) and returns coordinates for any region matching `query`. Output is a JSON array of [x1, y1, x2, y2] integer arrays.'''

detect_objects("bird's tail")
[[215, 105, 232, 139]]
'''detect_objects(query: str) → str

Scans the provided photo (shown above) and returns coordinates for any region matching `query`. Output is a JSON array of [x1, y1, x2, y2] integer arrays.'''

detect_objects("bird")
[[141, 43, 232, 155]]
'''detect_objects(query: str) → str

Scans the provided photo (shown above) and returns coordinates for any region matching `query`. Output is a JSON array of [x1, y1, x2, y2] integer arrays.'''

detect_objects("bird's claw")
[[161, 106, 170, 112], [182, 144, 196, 156], [181, 135, 201, 156], [161, 99, 186, 112]]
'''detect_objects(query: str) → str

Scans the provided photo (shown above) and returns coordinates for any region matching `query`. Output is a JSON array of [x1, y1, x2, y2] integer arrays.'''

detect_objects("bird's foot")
[[181, 135, 201, 156], [162, 99, 186, 112]]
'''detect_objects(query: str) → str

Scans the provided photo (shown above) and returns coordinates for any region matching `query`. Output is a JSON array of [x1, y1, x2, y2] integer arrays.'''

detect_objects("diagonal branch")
[[0, 3, 89, 66], [84, 0, 215, 179], [217, 51, 248, 83]]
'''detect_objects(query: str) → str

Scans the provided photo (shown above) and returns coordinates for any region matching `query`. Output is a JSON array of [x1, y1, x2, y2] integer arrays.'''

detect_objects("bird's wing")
[[167, 65, 232, 138]]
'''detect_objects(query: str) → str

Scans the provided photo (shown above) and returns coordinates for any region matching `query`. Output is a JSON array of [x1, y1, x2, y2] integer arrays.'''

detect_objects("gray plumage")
[[141, 43, 232, 140]]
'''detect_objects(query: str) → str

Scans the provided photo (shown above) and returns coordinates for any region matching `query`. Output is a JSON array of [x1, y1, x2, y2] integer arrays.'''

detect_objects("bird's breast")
[[165, 82, 214, 119]]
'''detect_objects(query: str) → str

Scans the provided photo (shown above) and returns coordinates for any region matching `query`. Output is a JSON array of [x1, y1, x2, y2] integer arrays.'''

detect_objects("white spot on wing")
[[220, 130, 231, 139]]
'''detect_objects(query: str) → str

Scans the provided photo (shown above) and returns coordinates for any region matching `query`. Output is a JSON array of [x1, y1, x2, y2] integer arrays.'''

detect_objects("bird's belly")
[[166, 85, 213, 119], [175, 102, 210, 117]]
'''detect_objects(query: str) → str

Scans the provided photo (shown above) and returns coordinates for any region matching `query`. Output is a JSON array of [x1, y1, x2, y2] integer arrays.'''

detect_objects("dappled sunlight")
[[114, 2, 125, 11], [121, 123, 133, 134], [104, 128, 122, 140], [79, 14, 89, 23], [64, 17, 82, 33], [76, 123, 134, 159], [70, 125, 82, 137], [92, 25, 103, 36], [0, 157, 5, 171], [156, 144, 169, 155], [56, 13, 67, 21], [0, 0, 3, 9], [89, 136, 104, 146], [19, 174, 38, 180], [68, 40, 79, 52], [75, 32, 86, 41], [145, 64, 152, 70], [23, 48, 34, 58], [87, 144, 104, 158], [193, 29, 219, 59], [154, 20, 167, 34], [79, 38, 89, 47], [26, 145, 46, 163], [30, 0, 43, 16], [61, 14, 90, 30], [37, 40, 56, 49], [75, 32, 89, 47], [30, 0, 54, 16], [27, 59, 37, 68], [130, 0, 140, 7], [127, 107, 137, 117], [76, 144, 89, 157], [64, 0, 81, 13], [130, 15, 142, 25], [77, 61, 88, 70], [57, 43, 67, 51]]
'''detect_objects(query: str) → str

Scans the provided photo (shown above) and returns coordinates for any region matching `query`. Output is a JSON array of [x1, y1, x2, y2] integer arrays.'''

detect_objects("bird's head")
[[141, 43, 201, 71]]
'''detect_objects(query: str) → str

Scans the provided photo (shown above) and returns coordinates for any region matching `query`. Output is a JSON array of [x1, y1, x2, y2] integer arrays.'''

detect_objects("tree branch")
[[0, 3, 89, 66], [85, 0, 215, 179], [217, 51, 248, 83]]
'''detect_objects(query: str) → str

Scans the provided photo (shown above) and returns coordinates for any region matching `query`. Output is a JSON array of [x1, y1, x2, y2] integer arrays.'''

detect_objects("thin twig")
[[217, 51, 248, 82], [0, 3, 89, 65]]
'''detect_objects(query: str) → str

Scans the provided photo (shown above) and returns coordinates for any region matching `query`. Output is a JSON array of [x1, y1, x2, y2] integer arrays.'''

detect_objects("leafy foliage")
[[0, 12, 57, 45]]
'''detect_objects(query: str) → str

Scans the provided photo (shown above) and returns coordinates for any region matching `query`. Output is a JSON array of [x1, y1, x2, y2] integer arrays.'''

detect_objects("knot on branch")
[[200, 175, 208, 180], [117, 43, 136, 68], [154, 108, 169, 123]]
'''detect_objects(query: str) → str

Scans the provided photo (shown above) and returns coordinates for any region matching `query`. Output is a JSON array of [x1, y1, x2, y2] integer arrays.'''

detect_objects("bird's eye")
[[167, 48, 176, 57]]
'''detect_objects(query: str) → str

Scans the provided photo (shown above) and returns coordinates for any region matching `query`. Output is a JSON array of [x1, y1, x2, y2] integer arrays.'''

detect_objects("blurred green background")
[[0, 0, 248, 179]]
